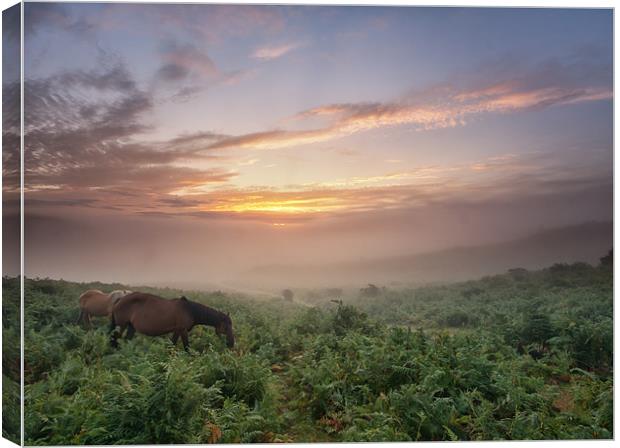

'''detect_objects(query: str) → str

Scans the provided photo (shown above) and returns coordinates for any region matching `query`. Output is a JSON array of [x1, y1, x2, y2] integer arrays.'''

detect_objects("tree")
[[507, 268, 529, 281], [324, 288, 343, 298], [600, 249, 613, 268], [331, 300, 368, 335], [521, 311, 554, 352], [462, 286, 484, 299], [360, 284, 380, 298], [282, 289, 294, 302]]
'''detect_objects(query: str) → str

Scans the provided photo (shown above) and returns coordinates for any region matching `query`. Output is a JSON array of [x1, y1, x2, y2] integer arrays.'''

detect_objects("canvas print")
[[2, 2, 614, 444], [2, 3, 22, 445]]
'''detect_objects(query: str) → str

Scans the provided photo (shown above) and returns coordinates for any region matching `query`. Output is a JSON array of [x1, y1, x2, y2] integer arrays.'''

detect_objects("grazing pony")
[[109, 292, 235, 350], [77, 289, 132, 328]]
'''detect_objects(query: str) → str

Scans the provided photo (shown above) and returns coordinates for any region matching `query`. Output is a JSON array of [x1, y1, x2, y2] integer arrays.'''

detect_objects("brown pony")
[[109, 292, 234, 350], [77, 289, 132, 328]]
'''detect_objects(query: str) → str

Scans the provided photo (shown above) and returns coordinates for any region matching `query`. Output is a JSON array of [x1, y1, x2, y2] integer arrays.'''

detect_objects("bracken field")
[[2, 256, 613, 444]]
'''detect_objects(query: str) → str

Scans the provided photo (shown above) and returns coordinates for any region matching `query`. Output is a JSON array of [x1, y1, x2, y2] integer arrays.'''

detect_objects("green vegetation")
[[2, 275, 20, 444], [2, 258, 613, 444]]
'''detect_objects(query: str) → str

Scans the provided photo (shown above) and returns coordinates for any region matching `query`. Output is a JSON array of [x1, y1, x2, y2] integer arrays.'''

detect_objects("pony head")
[[216, 313, 235, 348]]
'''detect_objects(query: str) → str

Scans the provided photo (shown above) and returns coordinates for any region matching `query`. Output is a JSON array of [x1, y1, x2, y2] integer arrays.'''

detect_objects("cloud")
[[469, 154, 520, 172], [156, 41, 219, 82], [21, 64, 146, 139], [19, 107, 612, 227], [27, 165, 236, 193], [238, 158, 260, 166], [24, 3, 285, 45], [2, 4, 21, 83], [170, 85, 206, 102], [154, 40, 254, 101], [14, 43, 612, 226], [251, 42, 300, 60], [24, 3, 98, 41], [208, 129, 331, 150], [159, 173, 608, 224], [135, 4, 284, 44], [206, 55, 612, 151], [168, 131, 230, 146], [3, 64, 149, 196], [136, 149, 608, 223], [157, 63, 190, 82], [7, 63, 238, 217], [6, 198, 99, 208]]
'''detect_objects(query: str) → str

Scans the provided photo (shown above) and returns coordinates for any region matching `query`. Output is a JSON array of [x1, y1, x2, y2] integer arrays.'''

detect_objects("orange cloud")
[[24, 148, 610, 226], [208, 129, 327, 150], [207, 82, 611, 151], [166, 157, 525, 217]]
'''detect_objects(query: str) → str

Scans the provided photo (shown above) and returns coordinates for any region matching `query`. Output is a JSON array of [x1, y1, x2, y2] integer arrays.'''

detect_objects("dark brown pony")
[[109, 292, 234, 350]]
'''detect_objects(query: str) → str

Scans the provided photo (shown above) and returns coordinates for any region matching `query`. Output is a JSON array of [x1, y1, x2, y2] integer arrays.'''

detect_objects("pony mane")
[[79, 289, 104, 299], [183, 299, 229, 326], [109, 290, 132, 302]]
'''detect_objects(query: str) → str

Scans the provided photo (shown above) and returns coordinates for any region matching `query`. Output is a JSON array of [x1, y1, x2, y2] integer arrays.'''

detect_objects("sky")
[[2, 4, 613, 286]]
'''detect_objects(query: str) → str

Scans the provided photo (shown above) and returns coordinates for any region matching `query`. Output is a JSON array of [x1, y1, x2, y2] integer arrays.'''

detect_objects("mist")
[[15, 181, 612, 291]]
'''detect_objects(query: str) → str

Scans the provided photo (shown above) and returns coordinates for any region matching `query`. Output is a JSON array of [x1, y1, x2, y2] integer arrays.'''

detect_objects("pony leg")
[[110, 327, 121, 348], [76, 310, 84, 325], [109, 322, 126, 349], [84, 313, 92, 329], [125, 324, 136, 340], [109, 313, 118, 348], [171, 332, 180, 346], [180, 329, 189, 352]]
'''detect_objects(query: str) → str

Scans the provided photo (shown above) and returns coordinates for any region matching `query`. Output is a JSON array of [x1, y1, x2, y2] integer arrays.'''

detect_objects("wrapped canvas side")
[[2, 2, 22, 446]]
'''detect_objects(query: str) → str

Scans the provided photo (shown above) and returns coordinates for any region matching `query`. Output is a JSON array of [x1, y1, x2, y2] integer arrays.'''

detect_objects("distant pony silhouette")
[[109, 292, 234, 350], [77, 289, 132, 328]]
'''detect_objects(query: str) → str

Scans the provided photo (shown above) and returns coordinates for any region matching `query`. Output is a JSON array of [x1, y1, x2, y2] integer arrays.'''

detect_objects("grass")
[[1, 258, 613, 443]]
